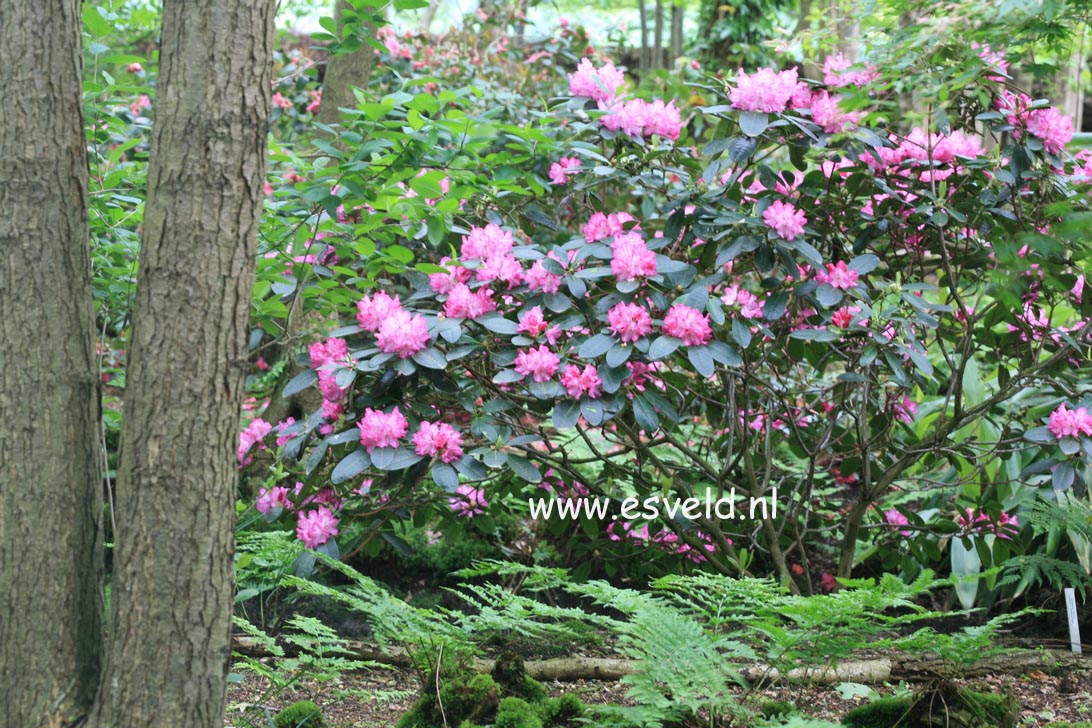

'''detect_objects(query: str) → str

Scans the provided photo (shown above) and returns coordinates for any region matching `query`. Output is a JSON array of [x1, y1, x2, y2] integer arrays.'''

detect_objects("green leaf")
[[632, 394, 660, 432], [412, 347, 446, 369], [578, 333, 614, 359], [950, 537, 981, 610], [282, 369, 317, 397], [553, 400, 581, 429], [687, 346, 715, 377], [507, 454, 542, 483], [649, 335, 682, 360], [331, 449, 370, 484], [432, 462, 460, 491], [739, 111, 769, 137], [816, 284, 843, 308], [479, 315, 519, 335]]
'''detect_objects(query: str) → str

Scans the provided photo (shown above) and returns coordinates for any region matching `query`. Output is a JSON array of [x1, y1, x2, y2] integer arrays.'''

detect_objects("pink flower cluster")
[[822, 54, 879, 88], [814, 261, 860, 290], [607, 521, 719, 564], [762, 200, 807, 241], [610, 231, 658, 280], [357, 407, 409, 453], [560, 364, 603, 399], [584, 211, 637, 242], [514, 345, 561, 382], [883, 509, 912, 537], [957, 508, 1019, 540], [567, 58, 625, 105], [663, 304, 712, 346], [997, 92, 1074, 155], [449, 485, 489, 518], [608, 302, 653, 342], [729, 67, 803, 113], [413, 421, 464, 463], [238, 418, 272, 465], [601, 98, 683, 141], [297, 506, 339, 549], [1048, 404, 1092, 440], [549, 156, 582, 185]]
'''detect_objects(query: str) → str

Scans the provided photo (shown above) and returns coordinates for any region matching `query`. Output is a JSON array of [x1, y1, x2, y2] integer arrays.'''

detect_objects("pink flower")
[[583, 211, 637, 243], [601, 99, 682, 140], [413, 421, 464, 463], [310, 337, 350, 401], [560, 364, 603, 399], [815, 261, 859, 290], [822, 54, 879, 87], [608, 301, 653, 342], [357, 292, 403, 331], [891, 394, 918, 424], [449, 485, 489, 518], [376, 309, 430, 359], [525, 259, 563, 293], [729, 67, 803, 113], [272, 91, 293, 111], [820, 572, 838, 592], [296, 506, 339, 549], [429, 256, 472, 294], [663, 304, 712, 346], [883, 509, 912, 537], [549, 157, 582, 185], [1026, 107, 1073, 155], [517, 306, 550, 337], [256, 486, 292, 514], [514, 345, 560, 382], [275, 418, 297, 447], [306, 89, 322, 115], [610, 231, 657, 281], [126, 62, 144, 73], [357, 407, 409, 453], [238, 418, 273, 464], [830, 305, 863, 328], [443, 283, 496, 319], [1072, 275, 1085, 303], [568, 58, 625, 104], [1048, 404, 1092, 439], [762, 200, 807, 241], [475, 253, 524, 288], [129, 94, 151, 115], [807, 90, 861, 133], [462, 224, 514, 261]]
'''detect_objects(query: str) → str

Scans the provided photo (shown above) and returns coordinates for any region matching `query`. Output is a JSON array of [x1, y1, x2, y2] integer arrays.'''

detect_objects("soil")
[[225, 660, 1092, 727]]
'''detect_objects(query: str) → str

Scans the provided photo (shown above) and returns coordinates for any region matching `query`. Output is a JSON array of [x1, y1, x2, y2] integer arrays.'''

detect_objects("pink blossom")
[[560, 364, 603, 399], [256, 486, 292, 514], [958, 507, 1020, 540], [475, 253, 524, 287], [357, 407, 409, 453], [310, 337, 350, 401], [549, 157, 582, 185], [883, 509, 912, 537], [126, 62, 144, 73], [514, 345, 561, 382], [1048, 404, 1092, 439], [807, 90, 861, 133], [608, 301, 653, 342], [443, 283, 496, 319], [428, 256, 472, 294], [971, 42, 1009, 80], [517, 306, 550, 337], [1026, 107, 1073, 155], [763, 200, 807, 241], [275, 418, 297, 448], [814, 261, 859, 290], [583, 211, 637, 243], [376, 309, 430, 358], [449, 485, 489, 518], [296, 507, 339, 549], [272, 91, 292, 111], [525, 259, 563, 293], [822, 54, 879, 87], [891, 394, 918, 424], [663, 304, 712, 346], [1072, 275, 1085, 303], [461, 224, 514, 260], [238, 418, 273, 464], [602, 98, 682, 140], [729, 67, 803, 113], [830, 305, 863, 328], [306, 89, 322, 115], [129, 94, 151, 115], [413, 421, 464, 463], [610, 231, 657, 281], [356, 292, 403, 331], [568, 58, 625, 104]]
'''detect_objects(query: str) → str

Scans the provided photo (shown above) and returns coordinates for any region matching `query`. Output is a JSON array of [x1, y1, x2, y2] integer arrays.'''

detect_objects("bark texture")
[[89, 1, 275, 726], [0, 0, 103, 726], [316, 0, 378, 126]]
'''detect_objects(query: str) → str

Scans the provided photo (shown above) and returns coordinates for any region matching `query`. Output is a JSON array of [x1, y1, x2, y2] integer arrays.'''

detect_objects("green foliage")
[[842, 696, 913, 728], [842, 687, 1017, 728], [273, 700, 325, 728], [494, 697, 544, 728]]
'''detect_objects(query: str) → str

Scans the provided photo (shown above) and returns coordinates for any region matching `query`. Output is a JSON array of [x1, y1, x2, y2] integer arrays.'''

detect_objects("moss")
[[439, 673, 500, 720], [759, 699, 799, 719], [538, 694, 584, 724], [494, 697, 544, 728], [842, 696, 913, 728], [273, 700, 324, 728], [1045, 723, 1092, 728], [842, 686, 1018, 728]]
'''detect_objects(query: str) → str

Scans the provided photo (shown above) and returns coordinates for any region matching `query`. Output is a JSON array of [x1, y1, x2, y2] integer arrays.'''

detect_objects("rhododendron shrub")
[[245, 35, 1090, 594]]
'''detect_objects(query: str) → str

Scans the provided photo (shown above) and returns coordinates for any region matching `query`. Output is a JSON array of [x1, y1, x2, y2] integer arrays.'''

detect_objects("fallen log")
[[231, 635, 1086, 684]]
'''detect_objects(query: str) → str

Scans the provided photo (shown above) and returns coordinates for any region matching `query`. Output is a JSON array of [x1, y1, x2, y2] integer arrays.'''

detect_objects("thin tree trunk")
[[0, 0, 103, 725], [639, 0, 650, 71], [317, 1, 379, 126], [88, 1, 275, 726], [653, 0, 665, 69], [670, 3, 683, 63]]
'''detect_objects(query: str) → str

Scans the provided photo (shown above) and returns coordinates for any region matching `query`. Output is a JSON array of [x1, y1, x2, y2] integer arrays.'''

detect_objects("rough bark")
[[88, 1, 275, 726], [0, 0, 103, 726], [653, 0, 665, 69], [316, 0, 378, 126], [639, 0, 650, 71]]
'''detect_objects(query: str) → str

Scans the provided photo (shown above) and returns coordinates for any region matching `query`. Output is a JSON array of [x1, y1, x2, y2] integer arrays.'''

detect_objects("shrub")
[[273, 700, 324, 728]]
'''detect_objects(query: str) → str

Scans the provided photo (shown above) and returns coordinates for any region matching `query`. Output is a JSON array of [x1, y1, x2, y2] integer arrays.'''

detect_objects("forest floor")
[[225, 660, 1092, 727]]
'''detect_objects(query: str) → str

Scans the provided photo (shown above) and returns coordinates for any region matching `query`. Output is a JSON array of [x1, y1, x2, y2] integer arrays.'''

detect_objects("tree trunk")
[[0, 0, 103, 725], [317, 0, 379, 126], [670, 3, 683, 63], [88, 1, 275, 726], [653, 0, 665, 69]]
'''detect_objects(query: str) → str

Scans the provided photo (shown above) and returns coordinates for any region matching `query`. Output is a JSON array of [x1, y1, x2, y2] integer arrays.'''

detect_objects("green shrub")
[[494, 697, 544, 728], [273, 700, 324, 728], [760, 699, 799, 719], [842, 687, 1017, 728], [842, 696, 913, 728]]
